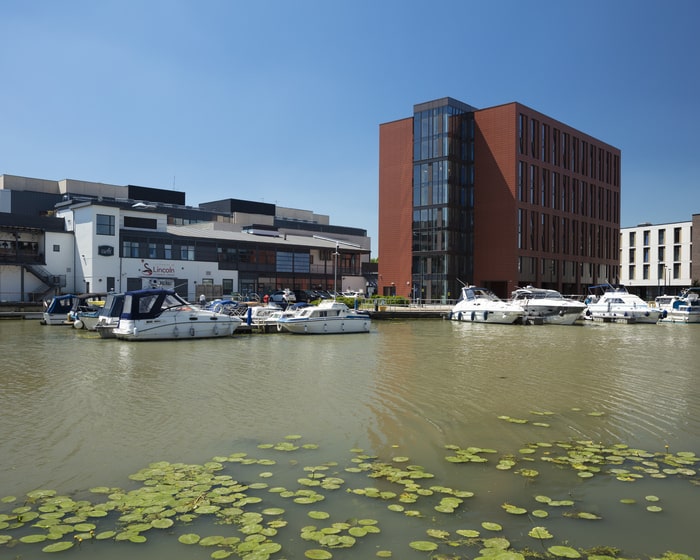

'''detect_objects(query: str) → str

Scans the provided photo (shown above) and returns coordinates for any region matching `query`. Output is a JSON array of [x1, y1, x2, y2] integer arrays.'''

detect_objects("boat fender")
[[483, 311, 489, 321], [189, 326, 195, 336], [213, 325, 218, 336], [559, 310, 565, 317], [173, 326, 179, 338], [662, 310, 668, 318], [133, 327, 138, 337], [448, 311, 453, 320], [470, 311, 476, 321], [585, 309, 591, 316], [457, 312, 462, 321], [74, 320, 84, 330], [644, 311, 649, 317], [277, 323, 284, 332]]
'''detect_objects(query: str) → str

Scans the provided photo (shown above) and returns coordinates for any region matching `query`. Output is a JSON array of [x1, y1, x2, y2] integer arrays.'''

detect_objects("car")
[[268, 289, 296, 305]]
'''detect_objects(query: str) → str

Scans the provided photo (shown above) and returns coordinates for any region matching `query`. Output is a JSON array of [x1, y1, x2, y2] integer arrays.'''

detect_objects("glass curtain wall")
[[412, 99, 475, 302]]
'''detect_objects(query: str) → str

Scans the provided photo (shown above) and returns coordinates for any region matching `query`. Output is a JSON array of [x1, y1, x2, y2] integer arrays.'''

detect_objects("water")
[[1, 319, 699, 559]]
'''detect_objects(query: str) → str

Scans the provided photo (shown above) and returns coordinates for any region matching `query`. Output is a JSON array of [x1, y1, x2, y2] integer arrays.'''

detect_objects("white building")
[[0, 174, 372, 303], [619, 217, 697, 300]]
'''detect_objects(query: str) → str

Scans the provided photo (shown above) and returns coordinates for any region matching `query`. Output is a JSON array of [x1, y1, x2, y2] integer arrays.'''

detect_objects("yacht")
[[113, 288, 242, 341], [448, 286, 525, 325], [276, 300, 371, 334], [510, 286, 586, 325], [656, 287, 700, 323], [584, 284, 662, 324]]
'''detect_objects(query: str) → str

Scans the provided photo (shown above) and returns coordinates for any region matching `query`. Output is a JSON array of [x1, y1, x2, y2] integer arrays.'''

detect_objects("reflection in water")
[[0, 319, 698, 558]]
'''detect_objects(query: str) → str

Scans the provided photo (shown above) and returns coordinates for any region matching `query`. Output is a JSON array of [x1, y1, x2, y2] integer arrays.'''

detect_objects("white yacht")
[[656, 288, 700, 323], [113, 289, 242, 341], [276, 300, 371, 334], [510, 286, 586, 325], [584, 284, 662, 324], [448, 286, 525, 325]]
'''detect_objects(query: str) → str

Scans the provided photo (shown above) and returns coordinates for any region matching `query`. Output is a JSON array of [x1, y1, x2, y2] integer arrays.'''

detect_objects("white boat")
[[70, 292, 108, 330], [94, 293, 126, 338], [656, 288, 700, 323], [42, 294, 79, 325], [113, 289, 242, 341], [510, 286, 587, 325], [448, 286, 525, 324], [276, 300, 371, 334], [584, 284, 662, 324]]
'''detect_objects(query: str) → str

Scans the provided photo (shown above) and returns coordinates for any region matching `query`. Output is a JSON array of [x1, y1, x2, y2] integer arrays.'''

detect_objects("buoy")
[[483, 311, 489, 321], [457, 312, 462, 321], [74, 320, 84, 330]]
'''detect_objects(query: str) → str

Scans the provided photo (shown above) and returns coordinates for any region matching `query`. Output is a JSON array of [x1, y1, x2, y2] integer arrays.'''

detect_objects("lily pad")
[[409, 540, 438, 551]]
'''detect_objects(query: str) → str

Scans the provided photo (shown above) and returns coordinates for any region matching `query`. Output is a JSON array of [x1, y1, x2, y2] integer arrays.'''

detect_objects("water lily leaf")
[[481, 521, 502, 531], [528, 526, 553, 539], [645, 495, 660, 502], [308, 511, 330, 520], [305, 548, 333, 559], [42, 541, 74, 552], [20, 534, 48, 543], [151, 518, 174, 529], [548, 545, 581, 558], [409, 540, 438, 551], [531, 509, 549, 518], [646, 505, 663, 512], [376, 550, 393, 557], [211, 550, 233, 559], [178, 533, 201, 544], [199, 535, 225, 546]]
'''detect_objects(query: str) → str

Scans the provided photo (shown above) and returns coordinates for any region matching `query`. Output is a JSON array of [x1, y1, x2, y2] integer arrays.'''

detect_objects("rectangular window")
[[658, 229, 665, 244], [149, 243, 157, 258], [123, 241, 140, 258], [629, 248, 635, 263], [53, 244, 60, 252], [643, 247, 649, 263], [164, 244, 172, 259], [180, 245, 195, 261], [96, 214, 115, 236], [643, 265, 649, 280], [628, 265, 635, 279], [643, 230, 650, 246], [673, 245, 681, 261], [674, 227, 681, 243], [629, 231, 636, 246], [658, 246, 665, 262]]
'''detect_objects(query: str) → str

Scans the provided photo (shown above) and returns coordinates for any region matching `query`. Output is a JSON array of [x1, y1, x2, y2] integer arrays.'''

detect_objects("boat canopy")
[[120, 289, 191, 320], [45, 294, 77, 314]]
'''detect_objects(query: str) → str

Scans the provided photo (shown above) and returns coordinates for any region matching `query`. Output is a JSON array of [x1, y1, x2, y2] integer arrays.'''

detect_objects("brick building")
[[378, 97, 621, 300]]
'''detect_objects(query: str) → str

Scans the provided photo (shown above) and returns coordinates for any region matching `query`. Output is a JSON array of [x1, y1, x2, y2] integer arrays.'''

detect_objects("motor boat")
[[113, 289, 242, 341], [94, 293, 126, 338], [276, 300, 371, 334], [510, 286, 587, 325], [656, 287, 700, 323], [70, 292, 108, 330], [584, 284, 662, 324], [41, 294, 78, 325], [448, 286, 525, 324]]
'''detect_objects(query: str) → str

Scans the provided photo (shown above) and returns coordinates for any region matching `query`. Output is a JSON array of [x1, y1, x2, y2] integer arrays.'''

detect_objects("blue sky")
[[2, 0, 699, 257]]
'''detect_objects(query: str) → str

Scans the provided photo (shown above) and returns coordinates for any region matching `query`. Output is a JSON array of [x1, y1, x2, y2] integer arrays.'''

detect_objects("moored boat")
[[70, 292, 108, 330], [113, 289, 242, 341], [42, 294, 78, 325], [448, 286, 524, 325], [584, 284, 662, 324], [656, 287, 700, 323], [277, 300, 371, 334], [94, 292, 126, 338], [510, 286, 586, 325]]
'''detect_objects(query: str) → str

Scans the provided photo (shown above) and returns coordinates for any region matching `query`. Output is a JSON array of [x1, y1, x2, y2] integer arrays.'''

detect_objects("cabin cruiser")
[[656, 287, 700, 323], [94, 293, 126, 338], [113, 289, 242, 341], [510, 286, 586, 325], [448, 286, 525, 324], [42, 294, 78, 325], [276, 300, 371, 334], [584, 284, 662, 324], [70, 292, 108, 330]]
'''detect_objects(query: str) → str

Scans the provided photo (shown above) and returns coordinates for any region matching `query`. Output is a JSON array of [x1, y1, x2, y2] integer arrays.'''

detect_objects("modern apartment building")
[[619, 215, 698, 300], [378, 97, 621, 300]]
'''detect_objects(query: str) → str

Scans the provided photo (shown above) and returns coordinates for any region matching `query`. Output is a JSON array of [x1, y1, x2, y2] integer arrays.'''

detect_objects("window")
[[658, 246, 665, 262], [628, 248, 635, 263], [643, 247, 649, 263], [628, 265, 635, 279], [53, 244, 60, 252], [164, 244, 172, 259], [96, 214, 115, 236], [643, 264, 649, 279], [180, 245, 195, 261], [674, 227, 681, 243], [149, 243, 157, 258], [658, 229, 665, 244], [629, 231, 636, 246], [123, 241, 140, 258], [643, 230, 650, 246]]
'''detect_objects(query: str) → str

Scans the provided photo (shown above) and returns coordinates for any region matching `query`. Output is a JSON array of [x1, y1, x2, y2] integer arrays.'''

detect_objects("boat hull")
[[114, 317, 240, 340], [584, 309, 662, 324], [278, 316, 371, 334], [660, 311, 700, 324], [448, 308, 523, 324], [521, 305, 586, 325]]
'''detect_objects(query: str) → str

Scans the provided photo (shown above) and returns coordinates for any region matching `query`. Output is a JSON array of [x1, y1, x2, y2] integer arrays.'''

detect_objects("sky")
[[2, 0, 699, 257]]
